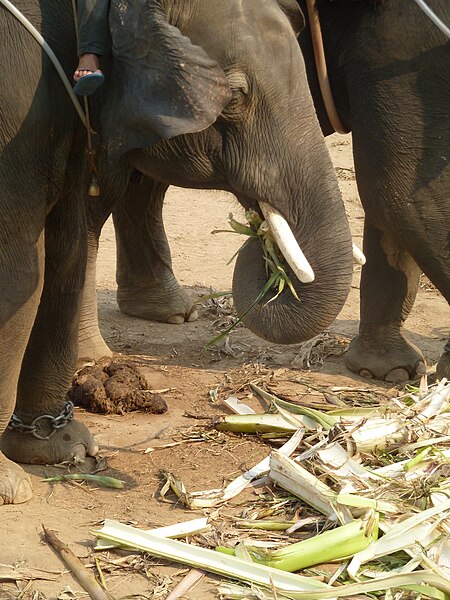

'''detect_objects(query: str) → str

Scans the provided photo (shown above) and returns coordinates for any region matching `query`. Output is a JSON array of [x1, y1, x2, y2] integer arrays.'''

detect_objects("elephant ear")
[[276, 0, 305, 36], [102, 0, 232, 156]]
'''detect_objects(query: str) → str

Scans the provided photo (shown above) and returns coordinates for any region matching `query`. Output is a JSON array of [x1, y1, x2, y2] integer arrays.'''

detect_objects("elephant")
[[85, 0, 450, 383], [298, 0, 450, 382], [0, 0, 354, 505]]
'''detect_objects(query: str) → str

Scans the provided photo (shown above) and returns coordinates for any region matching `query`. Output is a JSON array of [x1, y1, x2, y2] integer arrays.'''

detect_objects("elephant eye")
[[226, 70, 249, 96], [219, 69, 250, 120]]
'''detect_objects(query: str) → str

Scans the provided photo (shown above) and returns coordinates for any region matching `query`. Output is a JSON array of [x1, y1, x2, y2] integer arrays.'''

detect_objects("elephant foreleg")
[[345, 222, 427, 383], [0, 226, 44, 504], [113, 173, 197, 324], [1, 196, 97, 466]]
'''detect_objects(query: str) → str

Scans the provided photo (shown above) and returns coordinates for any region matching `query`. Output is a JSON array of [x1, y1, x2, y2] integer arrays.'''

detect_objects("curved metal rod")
[[0, 0, 88, 128], [305, 0, 350, 135], [414, 0, 450, 39]]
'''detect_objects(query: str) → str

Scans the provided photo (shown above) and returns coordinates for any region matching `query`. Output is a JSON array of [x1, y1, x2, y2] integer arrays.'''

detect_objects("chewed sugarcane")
[[230, 211, 302, 304], [206, 211, 302, 348]]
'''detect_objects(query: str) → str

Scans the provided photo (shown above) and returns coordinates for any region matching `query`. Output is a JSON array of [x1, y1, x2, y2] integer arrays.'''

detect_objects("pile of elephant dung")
[[67, 360, 168, 415]]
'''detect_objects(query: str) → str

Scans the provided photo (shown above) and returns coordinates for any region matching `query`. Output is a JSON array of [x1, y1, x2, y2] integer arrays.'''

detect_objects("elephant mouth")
[[258, 201, 365, 286]]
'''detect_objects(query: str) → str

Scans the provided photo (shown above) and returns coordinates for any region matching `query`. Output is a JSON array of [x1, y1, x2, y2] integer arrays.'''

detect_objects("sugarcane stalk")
[[42, 526, 112, 600], [214, 413, 298, 434], [42, 473, 124, 489], [222, 513, 378, 572]]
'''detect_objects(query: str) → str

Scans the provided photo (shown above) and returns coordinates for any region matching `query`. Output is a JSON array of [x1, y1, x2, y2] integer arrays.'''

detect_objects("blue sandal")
[[73, 71, 105, 96]]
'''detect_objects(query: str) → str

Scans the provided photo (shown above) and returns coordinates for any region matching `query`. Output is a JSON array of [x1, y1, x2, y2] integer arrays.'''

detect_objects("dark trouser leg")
[[114, 173, 197, 323], [76, 0, 110, 56], [345, 221, 426, 382]]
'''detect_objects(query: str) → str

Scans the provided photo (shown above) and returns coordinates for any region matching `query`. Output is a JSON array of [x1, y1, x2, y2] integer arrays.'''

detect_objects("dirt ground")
[[1, 135, 449, 600]]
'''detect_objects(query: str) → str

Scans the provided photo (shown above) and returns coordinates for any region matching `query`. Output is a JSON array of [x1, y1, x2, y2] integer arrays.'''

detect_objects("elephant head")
[[102, 0, 353, 344]]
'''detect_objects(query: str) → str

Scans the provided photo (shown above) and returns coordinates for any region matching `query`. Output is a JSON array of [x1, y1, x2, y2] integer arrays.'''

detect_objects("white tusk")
[[259, 202, 315, 283], [352, 243, 366, 265]]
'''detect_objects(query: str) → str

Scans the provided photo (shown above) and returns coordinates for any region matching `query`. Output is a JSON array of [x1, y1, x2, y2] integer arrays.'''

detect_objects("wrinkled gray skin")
[[301, 0, 450, 383], [104, 0, 450, 383], [0, 0, 353, 504]]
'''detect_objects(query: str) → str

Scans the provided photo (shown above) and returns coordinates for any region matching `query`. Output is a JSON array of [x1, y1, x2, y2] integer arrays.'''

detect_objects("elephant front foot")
[[1, 420, 97, 465], [345, 332, 426, 383], [117, 283, 198, 324], [0, 453, 33, 505]]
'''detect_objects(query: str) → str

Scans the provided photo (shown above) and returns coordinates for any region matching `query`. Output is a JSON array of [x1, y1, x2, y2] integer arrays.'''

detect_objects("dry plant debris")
[[290, 333, 350, 369], [89, 376, 450, 600], [0, 564, 59, 583]]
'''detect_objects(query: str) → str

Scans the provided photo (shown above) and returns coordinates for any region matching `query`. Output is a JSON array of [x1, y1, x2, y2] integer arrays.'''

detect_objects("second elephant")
[[84, 0, 450, 383], [0, 0, 354, 504]]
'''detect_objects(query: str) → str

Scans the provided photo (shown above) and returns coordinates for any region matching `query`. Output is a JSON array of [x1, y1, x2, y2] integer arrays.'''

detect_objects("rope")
[[414, 0, 450, 40], [305, 0, 350, 135], [0, 0, 88, 129]]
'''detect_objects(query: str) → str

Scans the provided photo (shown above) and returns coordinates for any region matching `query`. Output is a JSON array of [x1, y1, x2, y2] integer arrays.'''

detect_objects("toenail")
[[416, 361, 427, 375], [359, 369, 373, 379]]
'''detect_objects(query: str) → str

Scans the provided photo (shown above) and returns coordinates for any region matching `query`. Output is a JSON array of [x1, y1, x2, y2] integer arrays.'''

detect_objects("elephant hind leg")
[[113, 176, 198, 324], [345, 222, 427, 383]]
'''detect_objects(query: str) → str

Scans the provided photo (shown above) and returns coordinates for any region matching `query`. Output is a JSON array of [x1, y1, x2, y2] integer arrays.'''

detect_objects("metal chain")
[[7, 401, 75, 441]]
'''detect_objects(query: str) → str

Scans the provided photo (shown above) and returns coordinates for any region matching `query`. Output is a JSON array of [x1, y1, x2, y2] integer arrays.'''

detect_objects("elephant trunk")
[[231, 131, 353, 345]]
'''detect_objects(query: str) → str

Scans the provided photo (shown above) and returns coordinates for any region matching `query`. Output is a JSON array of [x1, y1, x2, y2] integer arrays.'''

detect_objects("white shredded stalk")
[[338, 380, 450, 452], [94, 521, 333, 597], [94, 517, 210, 551], [269, 451, 353, 523], [347, 497, 450, 577], [316, 441, 381, 490], [413, 378, 450, 420], [348, 416, 406, 451], [224, 396, 256, 415], [166, 430, 305, 509]]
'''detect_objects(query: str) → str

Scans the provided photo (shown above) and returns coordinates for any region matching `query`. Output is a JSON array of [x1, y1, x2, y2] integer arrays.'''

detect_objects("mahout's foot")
[[73, 53, 101, 82], [345, 332, 426, 383], [0, 452, 32, 505], [117, 284, 198, 324], [73, 53, 104, 95], [0, 420, 97, 465]]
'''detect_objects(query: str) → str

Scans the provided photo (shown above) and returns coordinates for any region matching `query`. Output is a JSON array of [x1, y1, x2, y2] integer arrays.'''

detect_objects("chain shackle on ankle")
[[7, 401, 75, 440]]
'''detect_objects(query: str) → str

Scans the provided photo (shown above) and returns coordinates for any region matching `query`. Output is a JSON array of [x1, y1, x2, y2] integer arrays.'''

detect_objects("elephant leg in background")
[[345, 222, 427, 383], [113, 174, 198, 324], [1, 193, 97, 468], [78, 227, 114, 363]]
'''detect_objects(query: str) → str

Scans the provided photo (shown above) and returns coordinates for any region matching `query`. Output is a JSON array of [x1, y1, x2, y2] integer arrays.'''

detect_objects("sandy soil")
[[1, 135, 448, 600]]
